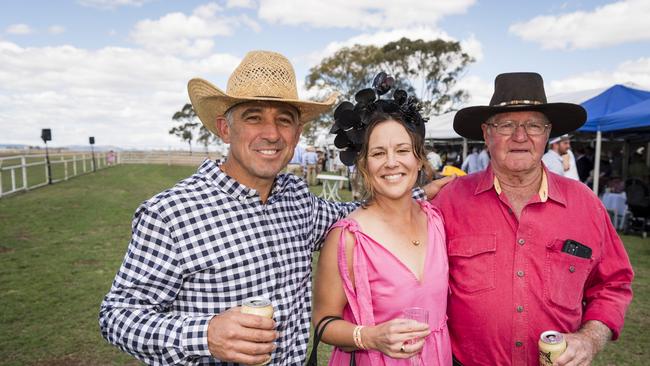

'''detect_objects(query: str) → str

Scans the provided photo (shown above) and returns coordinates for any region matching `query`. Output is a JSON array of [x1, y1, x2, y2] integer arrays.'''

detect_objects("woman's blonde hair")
[[355, 112, 426, 205]]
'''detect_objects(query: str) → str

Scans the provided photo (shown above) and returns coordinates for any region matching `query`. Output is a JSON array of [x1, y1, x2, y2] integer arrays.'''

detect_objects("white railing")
[[119, 150, 221, 166], [0, 152, 115, 198], [0, 150, 224, 198]]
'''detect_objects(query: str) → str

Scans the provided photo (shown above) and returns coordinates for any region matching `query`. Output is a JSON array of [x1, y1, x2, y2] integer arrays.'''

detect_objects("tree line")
[[170, 37, 474, 148]]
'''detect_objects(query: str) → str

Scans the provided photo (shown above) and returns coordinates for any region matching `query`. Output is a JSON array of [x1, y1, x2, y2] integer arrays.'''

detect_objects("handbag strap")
[[306, 316, 340, 366], [306, 316, 357, 366]]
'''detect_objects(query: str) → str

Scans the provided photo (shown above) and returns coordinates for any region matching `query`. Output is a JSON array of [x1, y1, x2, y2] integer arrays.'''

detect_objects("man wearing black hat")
[[431, 73, 633, 366]]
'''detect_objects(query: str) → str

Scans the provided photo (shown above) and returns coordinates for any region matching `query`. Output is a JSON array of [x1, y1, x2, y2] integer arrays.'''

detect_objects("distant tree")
[[380, 37, 474, 115], [305, 38, 474, 140], [195, 126, 215, 153], [169, 103, 198, 155], [170, 103, 220, 155], [306, 45, 383, 104], [169, 124, 195, 154]]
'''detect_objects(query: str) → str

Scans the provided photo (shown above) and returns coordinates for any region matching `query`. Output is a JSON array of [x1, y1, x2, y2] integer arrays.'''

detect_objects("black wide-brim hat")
[[454, 72, 587, 140]]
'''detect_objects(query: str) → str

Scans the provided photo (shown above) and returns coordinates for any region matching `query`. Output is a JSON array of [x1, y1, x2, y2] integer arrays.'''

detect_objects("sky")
[[2, 0, 650, 149]]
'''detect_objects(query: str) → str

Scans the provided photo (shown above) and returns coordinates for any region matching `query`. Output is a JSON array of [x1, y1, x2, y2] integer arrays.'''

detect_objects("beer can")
[[241, 297, 274, 366], [241, 296, 274, 318], [538, 330, 567, 366]]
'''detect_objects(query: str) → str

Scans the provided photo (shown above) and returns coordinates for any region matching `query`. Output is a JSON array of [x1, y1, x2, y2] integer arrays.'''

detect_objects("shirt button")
[[569, 265, 576, 273], [516, 270, 524, 277], [515, 341, 523, 347], [517, 238, 525, 245], [516, 305, 524, 312]]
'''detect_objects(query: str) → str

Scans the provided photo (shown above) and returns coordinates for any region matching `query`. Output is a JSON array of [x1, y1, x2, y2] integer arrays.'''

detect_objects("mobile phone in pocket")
[[561, 239, 592, 259]]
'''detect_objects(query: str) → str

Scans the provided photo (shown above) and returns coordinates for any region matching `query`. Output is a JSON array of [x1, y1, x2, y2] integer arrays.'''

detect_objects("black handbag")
[[306, 316, 356, 366]]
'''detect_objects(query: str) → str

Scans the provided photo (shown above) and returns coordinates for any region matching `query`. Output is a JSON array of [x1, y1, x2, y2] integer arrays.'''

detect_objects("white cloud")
[[237, 14, 262, 33], [548, 57, 650, 93], [0, 41, 240, 148], [509, 0, 650, 49], [447, 58, 650, 110], [130, 3, 260, 56], [456, 75, 493, 106], [227, 0, 256, 9], [6, 24, 33, 35], [258, 0, 475, 29], [460, 34, 483, 63], [77, 0, 152, 9], [48, 25, 66, 35]]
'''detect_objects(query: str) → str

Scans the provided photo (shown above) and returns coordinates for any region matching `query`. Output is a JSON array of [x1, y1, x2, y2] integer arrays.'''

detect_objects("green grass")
[[0, 164, 647, 365], [0, 164, 195, 366]]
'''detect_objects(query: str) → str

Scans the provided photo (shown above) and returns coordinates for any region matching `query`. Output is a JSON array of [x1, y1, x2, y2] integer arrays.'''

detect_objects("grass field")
[[0, 164, 647, 365]]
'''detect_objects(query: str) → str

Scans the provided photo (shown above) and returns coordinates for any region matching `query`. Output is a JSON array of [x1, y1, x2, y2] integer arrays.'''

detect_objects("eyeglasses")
[[486, 120, 551, 136]]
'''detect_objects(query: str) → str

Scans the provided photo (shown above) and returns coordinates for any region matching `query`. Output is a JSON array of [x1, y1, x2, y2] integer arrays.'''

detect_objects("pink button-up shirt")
[[431, 165, 634, 366]]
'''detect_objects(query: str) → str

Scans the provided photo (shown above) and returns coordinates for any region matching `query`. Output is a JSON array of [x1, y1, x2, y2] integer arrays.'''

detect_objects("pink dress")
[[328, 200, 452, 366]]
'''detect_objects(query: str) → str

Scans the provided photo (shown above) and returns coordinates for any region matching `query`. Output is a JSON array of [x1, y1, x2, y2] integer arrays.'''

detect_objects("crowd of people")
[[99, 50, 634, 366], [287, 145, 331, 186]]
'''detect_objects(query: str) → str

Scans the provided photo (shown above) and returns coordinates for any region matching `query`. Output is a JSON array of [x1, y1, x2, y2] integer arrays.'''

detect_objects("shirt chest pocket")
[[448, 234, 496, 295], [544, 239, 594, 311]]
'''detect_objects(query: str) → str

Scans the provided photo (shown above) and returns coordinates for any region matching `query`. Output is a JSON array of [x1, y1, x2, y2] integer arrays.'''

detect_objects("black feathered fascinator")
[[331, 72, 428, 166]]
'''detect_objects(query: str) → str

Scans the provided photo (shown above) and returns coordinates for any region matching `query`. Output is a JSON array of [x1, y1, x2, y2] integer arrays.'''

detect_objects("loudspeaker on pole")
[[41, 129, 52, 142]]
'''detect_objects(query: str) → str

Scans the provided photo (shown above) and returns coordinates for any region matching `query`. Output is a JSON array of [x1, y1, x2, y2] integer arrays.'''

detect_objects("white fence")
[[0, 150, 223, 198], [0, 152, 113, 198], [119, 150, 221, 166]]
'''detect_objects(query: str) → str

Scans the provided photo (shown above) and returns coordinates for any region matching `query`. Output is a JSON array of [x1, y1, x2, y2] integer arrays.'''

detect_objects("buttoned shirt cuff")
[[182, 315, 216, 357], [582, 306, 623, 340]]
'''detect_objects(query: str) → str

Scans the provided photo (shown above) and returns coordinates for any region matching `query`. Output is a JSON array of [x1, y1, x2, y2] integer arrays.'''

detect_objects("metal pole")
[[462, 138, 468, 161], [45, 142, 52, 184], [91, 145, 96, 172], [593, 131, 602, 195], [622, 140, 629, 181]]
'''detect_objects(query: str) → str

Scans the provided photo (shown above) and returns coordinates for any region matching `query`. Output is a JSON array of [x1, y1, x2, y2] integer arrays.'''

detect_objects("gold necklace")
[[411, 240, 421, 246]]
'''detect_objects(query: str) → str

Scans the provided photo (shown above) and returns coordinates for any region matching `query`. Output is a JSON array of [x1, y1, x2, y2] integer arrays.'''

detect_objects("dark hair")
[[331, 72, 427, 166], [355, 112, 426, 204]]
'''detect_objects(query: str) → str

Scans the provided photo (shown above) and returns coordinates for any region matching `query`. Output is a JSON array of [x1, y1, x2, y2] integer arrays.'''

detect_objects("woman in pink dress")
[[313, 73, 452, 365]]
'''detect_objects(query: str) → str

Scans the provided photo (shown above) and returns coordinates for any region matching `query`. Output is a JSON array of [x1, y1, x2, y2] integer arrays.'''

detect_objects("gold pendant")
[[411, 240, 420, 246]]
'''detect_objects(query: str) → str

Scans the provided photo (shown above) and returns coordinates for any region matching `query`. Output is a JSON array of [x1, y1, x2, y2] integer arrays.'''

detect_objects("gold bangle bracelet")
[[353, 325, 366, 350]]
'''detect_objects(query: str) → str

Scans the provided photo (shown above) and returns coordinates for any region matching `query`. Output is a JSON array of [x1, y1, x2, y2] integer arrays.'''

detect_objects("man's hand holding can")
[[207, 297, 277, 365]]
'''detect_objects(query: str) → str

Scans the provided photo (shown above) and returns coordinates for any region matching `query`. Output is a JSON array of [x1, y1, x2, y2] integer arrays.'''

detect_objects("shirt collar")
[[541, 163, 567, 206], [197, 159, 289, 201], [475, 164, 565, 205]]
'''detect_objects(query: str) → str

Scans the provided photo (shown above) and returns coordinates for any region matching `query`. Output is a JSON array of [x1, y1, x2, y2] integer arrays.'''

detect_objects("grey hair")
[[224, 107, 236, 127]]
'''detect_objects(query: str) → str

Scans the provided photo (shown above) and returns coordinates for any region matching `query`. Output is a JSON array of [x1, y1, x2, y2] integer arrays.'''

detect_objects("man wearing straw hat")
[[431, 72, 633, 366], [99, 50, 449, 366]]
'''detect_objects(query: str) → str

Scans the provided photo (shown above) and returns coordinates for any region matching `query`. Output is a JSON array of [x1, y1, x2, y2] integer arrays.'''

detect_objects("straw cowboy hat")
[[188, 50, 337, 136], [453, 72, 587, 140]]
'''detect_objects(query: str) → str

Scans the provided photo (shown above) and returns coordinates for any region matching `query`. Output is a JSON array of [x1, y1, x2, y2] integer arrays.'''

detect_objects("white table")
[[601, 192, 627, 230], [317, 174, 349, 201]]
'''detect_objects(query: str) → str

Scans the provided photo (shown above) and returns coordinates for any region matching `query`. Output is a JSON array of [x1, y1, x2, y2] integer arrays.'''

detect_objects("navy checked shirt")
[[99, 160, 359, 365]]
